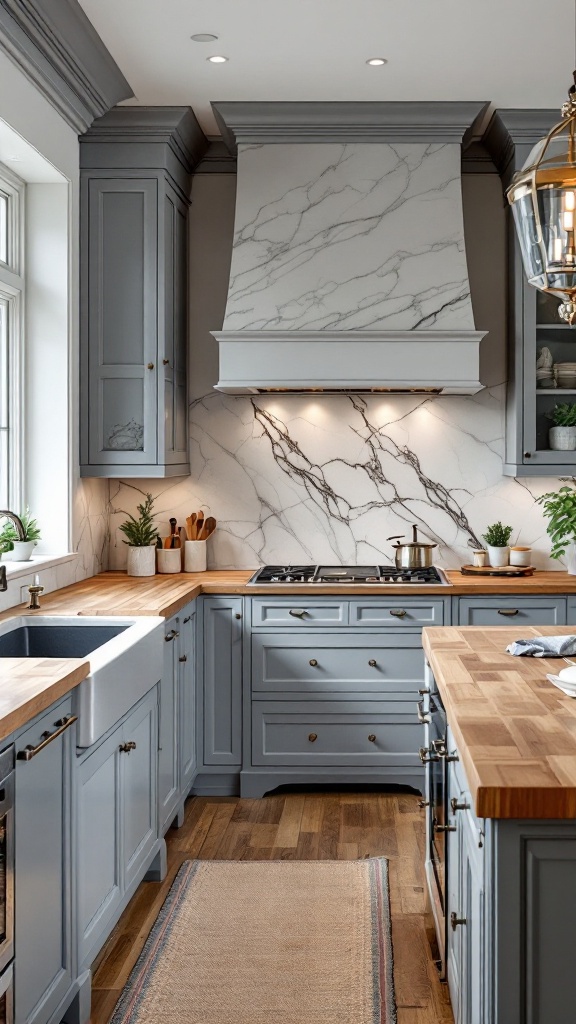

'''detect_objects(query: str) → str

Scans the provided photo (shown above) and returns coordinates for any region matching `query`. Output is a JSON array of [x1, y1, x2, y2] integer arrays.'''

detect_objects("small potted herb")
[[0, 508, 41, 561], [119, 493, 159, 577], [546, 402, 576, 450], [482, 521, 513, 568], [537, 484, 576, 574]]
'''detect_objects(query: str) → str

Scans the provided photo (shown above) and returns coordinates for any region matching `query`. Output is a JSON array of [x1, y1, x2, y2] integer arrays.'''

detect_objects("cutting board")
[[460, 564, 535, 577]]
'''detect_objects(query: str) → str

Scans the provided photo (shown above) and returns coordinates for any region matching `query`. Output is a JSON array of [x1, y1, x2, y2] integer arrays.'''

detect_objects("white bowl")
[[558, 666, 576, 684]]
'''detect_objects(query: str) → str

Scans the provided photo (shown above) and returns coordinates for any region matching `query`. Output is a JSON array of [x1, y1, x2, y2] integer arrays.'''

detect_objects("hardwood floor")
[[90, 792, 454, 1024]]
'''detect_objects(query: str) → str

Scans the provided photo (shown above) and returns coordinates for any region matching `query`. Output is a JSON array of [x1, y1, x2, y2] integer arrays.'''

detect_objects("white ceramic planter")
[[184, 540, 207, 572], [549, 425, 576, 451], [487, 545, 509, 568], [126, 545, 156, 577], [564, 541, 576, 575], [5, 540, 36, 561]]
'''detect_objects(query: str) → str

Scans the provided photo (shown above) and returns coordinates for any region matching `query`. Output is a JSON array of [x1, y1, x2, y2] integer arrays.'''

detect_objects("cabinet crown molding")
[[80, 106, 208, 173], [0, 0, 132, 132]]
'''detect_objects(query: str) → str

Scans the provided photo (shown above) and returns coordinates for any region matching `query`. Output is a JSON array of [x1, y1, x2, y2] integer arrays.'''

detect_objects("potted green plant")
[[536, 484, 576, 574], [482, 521, 513, 567], [546, 402, 576, 451], [0, 508, 41, 561], [119, 493, 159, 577]]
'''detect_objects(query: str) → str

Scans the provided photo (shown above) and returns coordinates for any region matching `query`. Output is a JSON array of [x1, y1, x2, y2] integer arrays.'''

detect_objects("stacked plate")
[[547, 665, 576, 697], [536, 366, 556, 388], [555, 362, 576, 388]]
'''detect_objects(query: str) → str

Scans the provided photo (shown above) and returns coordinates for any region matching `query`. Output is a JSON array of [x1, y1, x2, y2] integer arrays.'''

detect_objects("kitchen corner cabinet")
[[15, 697, 75, 1024], [159, 603, 197, 833], [79, 107, 205, 478], [76, 688, 158, 971]]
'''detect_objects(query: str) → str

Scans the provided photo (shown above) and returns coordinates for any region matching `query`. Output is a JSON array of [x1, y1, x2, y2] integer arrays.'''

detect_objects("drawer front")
[[252, 634, 425, 695], [252, 701, 422, 766], [350, 599, 446, 628], [251, 598, 348, 628], [457, 597, 567, 627]]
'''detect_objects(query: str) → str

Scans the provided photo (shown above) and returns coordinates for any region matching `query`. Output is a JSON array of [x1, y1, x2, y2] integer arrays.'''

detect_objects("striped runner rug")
[[110, 858, 397, 1024]]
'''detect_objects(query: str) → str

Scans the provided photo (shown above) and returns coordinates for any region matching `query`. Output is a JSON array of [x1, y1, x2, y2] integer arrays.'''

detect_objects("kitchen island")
[[423, 625, 576, 1024]]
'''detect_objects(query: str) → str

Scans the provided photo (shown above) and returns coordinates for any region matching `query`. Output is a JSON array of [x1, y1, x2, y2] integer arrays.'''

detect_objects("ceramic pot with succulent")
[[119, 493, 159, 577], [537, 485, 576, 574], [547, 401, 576, 450], [482, 521, 513, 568], [0, 508, 41, 561]]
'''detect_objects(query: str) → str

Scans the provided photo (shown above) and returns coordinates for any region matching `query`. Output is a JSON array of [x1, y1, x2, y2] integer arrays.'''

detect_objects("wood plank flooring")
[[90, 792, 454, 1024]]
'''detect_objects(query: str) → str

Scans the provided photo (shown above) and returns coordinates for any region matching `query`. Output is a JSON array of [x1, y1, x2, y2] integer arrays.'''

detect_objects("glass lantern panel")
[[536, 187, 576, 293], [512, 193, 544, 285]]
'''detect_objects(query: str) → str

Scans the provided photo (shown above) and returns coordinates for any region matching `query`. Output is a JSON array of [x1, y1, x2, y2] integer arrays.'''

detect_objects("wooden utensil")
[[200, 516, 216, 540], [186, 513, 197, 541], [195, 512, 204, 540]]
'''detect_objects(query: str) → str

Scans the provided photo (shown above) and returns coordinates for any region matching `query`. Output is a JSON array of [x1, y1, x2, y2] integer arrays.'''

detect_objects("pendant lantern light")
[[507, 71, 576, 324]]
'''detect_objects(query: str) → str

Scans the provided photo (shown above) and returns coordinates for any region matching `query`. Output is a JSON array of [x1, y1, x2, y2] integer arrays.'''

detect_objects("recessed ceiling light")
[[190, 33, 218, 42], [366, 57, 388, 66], [207, 55, 228, 63]]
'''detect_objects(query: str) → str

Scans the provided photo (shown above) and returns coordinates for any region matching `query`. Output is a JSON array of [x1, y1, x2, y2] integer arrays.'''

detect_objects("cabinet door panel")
[[203, 598, 242, 765], [15, 701, 73, 1024], [179, 610, 196, 792], [162, 186, 188, 463], [76, 730, 121, 969], [122, 696, 157, 890], [159, 621, 179, 833], [458, 597, 566, 627]]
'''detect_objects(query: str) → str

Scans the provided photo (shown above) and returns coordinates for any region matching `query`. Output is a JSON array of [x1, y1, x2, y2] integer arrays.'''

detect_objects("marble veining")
[[223, 142, 475, 333]]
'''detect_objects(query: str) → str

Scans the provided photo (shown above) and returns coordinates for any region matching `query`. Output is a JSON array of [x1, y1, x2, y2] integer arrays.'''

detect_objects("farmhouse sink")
[[0, 615, 164, 747]]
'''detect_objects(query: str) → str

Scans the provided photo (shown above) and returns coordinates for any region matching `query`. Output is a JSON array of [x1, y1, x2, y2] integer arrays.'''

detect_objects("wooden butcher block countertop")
[[0, 658, 88, 744], [423, 625, 576, 820], [4, 568, 576, 621]]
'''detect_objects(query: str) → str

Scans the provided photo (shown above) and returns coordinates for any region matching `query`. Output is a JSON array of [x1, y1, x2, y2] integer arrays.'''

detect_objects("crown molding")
[[0, 0, 132, 133], [483, 108, 559, 179], [211, 101, 490, 153], [80, 106, 208, 173]]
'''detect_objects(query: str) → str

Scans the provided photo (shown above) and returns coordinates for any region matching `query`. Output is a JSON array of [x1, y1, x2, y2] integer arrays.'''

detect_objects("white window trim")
[[0, 162, 25, 514]]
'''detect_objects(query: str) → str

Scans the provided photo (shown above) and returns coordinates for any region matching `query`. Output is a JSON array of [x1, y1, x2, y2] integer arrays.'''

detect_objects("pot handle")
[[386, 535, 404, 542]]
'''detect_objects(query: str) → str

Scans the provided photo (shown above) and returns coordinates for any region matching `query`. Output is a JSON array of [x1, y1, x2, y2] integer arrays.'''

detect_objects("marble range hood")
[[211, 102, 489, 395]]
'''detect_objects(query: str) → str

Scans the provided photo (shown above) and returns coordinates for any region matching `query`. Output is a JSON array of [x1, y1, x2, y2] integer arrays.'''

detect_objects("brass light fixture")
[[507, 72, 576, 323]]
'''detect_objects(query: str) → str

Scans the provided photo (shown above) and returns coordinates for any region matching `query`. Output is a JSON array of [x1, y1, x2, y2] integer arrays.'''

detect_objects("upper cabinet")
[[484, 109, 573, 477], [79, 107, 207, 478]]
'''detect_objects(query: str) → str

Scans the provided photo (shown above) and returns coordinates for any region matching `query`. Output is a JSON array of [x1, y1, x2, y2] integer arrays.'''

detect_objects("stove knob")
[[285, 575, 294, 582], [271, 576, 280, 582]]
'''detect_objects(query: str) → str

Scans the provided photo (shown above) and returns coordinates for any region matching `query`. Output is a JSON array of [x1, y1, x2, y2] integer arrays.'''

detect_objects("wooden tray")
[[460, 564, 535, 577]]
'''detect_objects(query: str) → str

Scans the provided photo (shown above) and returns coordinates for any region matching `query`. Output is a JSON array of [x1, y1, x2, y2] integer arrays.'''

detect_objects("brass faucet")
[[0, 511, 25, 541]]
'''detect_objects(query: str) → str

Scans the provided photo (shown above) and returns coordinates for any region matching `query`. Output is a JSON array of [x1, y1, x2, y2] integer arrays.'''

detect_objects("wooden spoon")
[[195, 512, 204, 540], [200, 516, 216, 540], [186, 513, 197, 541]]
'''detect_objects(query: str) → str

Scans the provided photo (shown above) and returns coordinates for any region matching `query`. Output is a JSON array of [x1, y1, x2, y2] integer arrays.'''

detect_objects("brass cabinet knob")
[[450, 912, 467, 931], [163, 358, 170, 365], [450, 797, 470, 813], [308, 733, 318, 742], [368, 734, 376, 742], [235, 612, 242, 619], [147, 362, 154, 370], [309, 658, 318, 667], [119, 741, 136, 753], [368, 659, 377, 667], [179, 655, 187, 662]]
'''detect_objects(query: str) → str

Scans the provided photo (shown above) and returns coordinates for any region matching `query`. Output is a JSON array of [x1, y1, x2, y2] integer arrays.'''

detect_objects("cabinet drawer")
[[252, 701, 422, 766], [251, 599, 347, 628], [252, 634, 425, 695], [350, 599, 446, 628], [457, 597, 567, 627]]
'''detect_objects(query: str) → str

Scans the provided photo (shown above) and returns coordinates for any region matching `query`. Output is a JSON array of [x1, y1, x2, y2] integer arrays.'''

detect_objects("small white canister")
[[184, 540, 207, 572], [509, 546, 532, 567], [472, 549, 488, 567], [157, 548, 182, 574]]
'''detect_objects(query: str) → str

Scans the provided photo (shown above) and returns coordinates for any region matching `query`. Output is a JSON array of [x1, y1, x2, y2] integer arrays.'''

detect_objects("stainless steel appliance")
[[247, 565, 450, 585], [0, 745, 15, 1024], [387, 524, 438, 569]]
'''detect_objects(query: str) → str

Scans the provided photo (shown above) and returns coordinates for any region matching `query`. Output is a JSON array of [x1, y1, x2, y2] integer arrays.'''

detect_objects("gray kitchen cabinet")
[[201, 597, 243, 768], [457, 595, 567, 627], [14, 697, 75, 1024], [159, 604, 197, 833], [79, 107, 206, 478], [76, 688, 158, 971]]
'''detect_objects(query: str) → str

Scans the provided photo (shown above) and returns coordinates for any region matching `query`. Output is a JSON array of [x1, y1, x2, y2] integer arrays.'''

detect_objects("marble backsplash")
[[108, 386, 567, 572]]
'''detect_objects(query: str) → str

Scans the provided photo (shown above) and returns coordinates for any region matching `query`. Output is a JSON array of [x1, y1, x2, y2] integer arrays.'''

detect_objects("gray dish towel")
[[506, 635, 576, 657]]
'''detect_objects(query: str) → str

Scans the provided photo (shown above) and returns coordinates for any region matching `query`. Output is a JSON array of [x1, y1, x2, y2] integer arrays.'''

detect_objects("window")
[[0, 166, 23, 511]]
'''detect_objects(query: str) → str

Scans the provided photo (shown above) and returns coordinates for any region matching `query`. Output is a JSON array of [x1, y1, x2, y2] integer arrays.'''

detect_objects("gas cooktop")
[[247, 565, 451, 586]]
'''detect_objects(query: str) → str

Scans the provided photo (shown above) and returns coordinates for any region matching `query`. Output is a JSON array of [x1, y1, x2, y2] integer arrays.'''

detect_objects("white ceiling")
[[78, 0, 576, 136]]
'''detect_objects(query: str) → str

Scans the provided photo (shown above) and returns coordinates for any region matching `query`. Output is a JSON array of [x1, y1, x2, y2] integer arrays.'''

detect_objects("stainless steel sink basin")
[[0, 615, 164, 747]]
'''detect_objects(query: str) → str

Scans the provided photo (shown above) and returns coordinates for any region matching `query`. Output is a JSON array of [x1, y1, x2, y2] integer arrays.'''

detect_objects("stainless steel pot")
[[387, 524, 437, 569]]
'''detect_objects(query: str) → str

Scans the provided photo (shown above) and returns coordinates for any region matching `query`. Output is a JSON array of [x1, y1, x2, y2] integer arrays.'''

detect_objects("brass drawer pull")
[[389, 609, 407, 618], [289, 608, 307, 618], [450, 798, 470, 813], [17, 715, 77, 761], [419, 688, 430, 695], [164, 629, 179, 642], [498, 608, 519, 616], [119, 741, 137, 754], [309, 659, 318, 667], [368, 659, 377, 667], [419, 746, 440, 764], [308, 733, 318, 742], [434, 823, 457, 833], [179, 655, 187, 662], [368, 734, 376, 742], [450, 912, 467, 931], [163, 358, 170, 365]]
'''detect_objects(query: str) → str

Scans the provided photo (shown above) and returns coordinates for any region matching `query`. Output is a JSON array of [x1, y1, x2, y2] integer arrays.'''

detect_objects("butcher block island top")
[[423, 625, 576, 820], [0, 657, 88, 743], [3, 568, 576, 620]]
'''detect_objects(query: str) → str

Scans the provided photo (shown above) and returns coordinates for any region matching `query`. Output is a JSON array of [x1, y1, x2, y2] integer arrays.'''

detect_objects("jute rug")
[[110, 858, 397, 1024]]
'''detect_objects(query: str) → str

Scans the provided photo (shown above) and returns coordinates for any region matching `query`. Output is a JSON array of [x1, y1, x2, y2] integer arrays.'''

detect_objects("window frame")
[[0, 163, 24, 512]]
